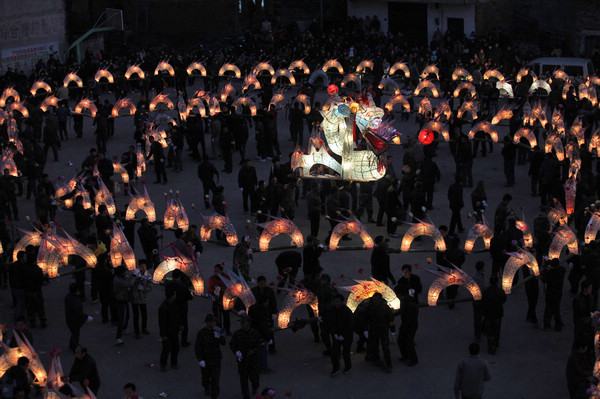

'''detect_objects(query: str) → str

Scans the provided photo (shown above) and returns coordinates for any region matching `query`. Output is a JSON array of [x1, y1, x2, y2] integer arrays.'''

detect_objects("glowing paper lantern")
[[111, 98, 136, 118], [452, 68, 473, 81], [242, 74, 261, 92], [515, 219, 533, 248], [422, 121, 449, 141], [525, 100, 548, 127], [186, 61, 207, 76], [220, 268, 255, 311], [163, 191, 189, 231], [74, 98, 97, 118], [548, 227, 578, 259], [232, 96, 257, 116], [288, 60, 310, 75], [9, 332, 46, 386], [13, 229, 42, 262], [94, 69, 114, 83], [271, 69, 296, 86], [125, 64, 145, 80], [390, 61, 410, 77], [414, 80, 439, 97], [516, 67, 536, 82], [252, 62, 275, 76], [199, 212, 239, 246], [125, 186, 156, 222], [0, 87, 20, 107], [483, 69, 505, 81], [418, 97, 432, 115], [420, 65, 440, 80], [149, 93, 174, 112], [589, 128, 600, 155], [513, 128, 537, 148], [190, 274, 204, 295], [433, 100, 452, 121], [220, 83, 236, 102], [502, 249, 539, 294], [457, 100, 478, 120], [62, 230, 97, 268], [7, 102, 29, 118], [47, 352, 65, 391], [322, 59, 344, 74], [37, 238, 63, 278], [468, 121, 498, 143], [341, 278, 401, 312], [340, 73, 361, 91], [63, 72, 83, 88], [418, 129, 434, 145], [277, 289, 318, 329], [496, 80, 514, 98], [154, 60, 175, 76], [564, 178, 576, 215], [544, 134, 565, 161], [356, 60, 374, 73], [94, 178, 116, 215], [110, 223, 135, 270], [548, 203, 568, 226], [1, 150, 20, 177], [453, 82, 477, 98], [529, 80, 551, 95], [569, 116, 586, 147], [294, 94, 311, 114], [464, 222, 493, 253], [136, 144, 146, 177], [40, 95, 59, 112], [153, 257, 180, 283], [585, 212, 600, 243], [378, 77, 400, 95], [491, 106, 513, 125], [384, 94, 410, 112], [401, 222, 446, 252], [257, 216, 304, 251], [329, 217, 374, 250], [218, 63, 241, 79], [30, 81, 51, 96], [426, 265, 482, 306]]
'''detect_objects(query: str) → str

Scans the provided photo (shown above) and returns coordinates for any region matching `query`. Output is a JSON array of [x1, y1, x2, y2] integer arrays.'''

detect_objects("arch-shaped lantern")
[[242, 74, 261, 92], [125, 64, 145, 80], [378, 77, 400, 95], [94, 178, 116, 215], [232, 96, 257, 116], [154, 60, 175, 76], [422, 120, 450, 142], [163, 191, 189, 231], [390, 61, 410, 77], [329, 217, 374, 251], [468, 121, 498, 143], [502, 249, 539, 294], [585, 212, 600, 244], [426, 265, 482, 306], [356, 60, 374, 74], [94, 69, 114, 83], [277, 288, 318, 329], [149, 93, 174, 112], [220, 268, 255, 311], [340, 73, 361, 91], [288, 60, 310, 75], [341, 278, 401, 312], [544, 134, 565, 161], [513, 128, 537, 148], [452, 67, 473, 81], [74, 98, 97, 118], [252, 62, 275, 76], [453, 82, 477, 98], [414, 80, 439, 97], [496, 80, 514, 98], [40, 96, 59, 112], [271, 69, 296, 86], [491, 106, 513, 125], [420, 64, 439, 80], [529, 80, 551, 95], [457, 100, 478, 120], [220, 83, 236, 102], [384, 94, 410, 113], [126, 186, 156, 222], [63, 72, 83, 88], [199, 213, 239, 246], [464, 222, 493, 253], [401, 222, 446, 252], [110, 223, 135, 270], [111, 98, 136, 118], [322, 59, 344, 74], [483, 69, 505, 81], [258, 216, 304, 251], [218, 63, 241, 79], [548, 227, 578, 259], [30, 81, 51, 97], [186, 61, 207, 76]]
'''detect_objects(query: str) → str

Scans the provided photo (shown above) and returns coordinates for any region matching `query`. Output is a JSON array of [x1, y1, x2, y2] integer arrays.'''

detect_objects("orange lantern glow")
[[513, 128, 537, 148], [453, 82, 477, 98], [186, 61, 207, 76], [125, 64, 145, 80], [585, 211, 600, 244], [269, 92, 285, 110], [252, 62, 275, 76], [464, 222, 494, 253], [414, 80, 439, 97], [328, 217, 374, 250], [185, 97, 207, 118], [190, 274, 205, 295], [1, 149, 20, 177], [548, 226, 578, 259], [218, 63, 242, 79], [452, 67, 473, 81], [257, 216, 304, 251], [401, 222, 446, 252], [426, 265, 482, 306], [94, 69, 114, 83], [288, 60, 311, 75], [565, 178, 576, 215], [126, 186, 156, 222], [491, 106, 513, 125], [149, 93, 174, 112], [277, 288, 318, 329], [40, 95, 59, 112], [390, 61, 410, 77], [341, 278, 401, 312], [295, 94, 311, 114], [544, 134, 565, 161], [340, 73, 361, 91], [163, 191, 189, 231], [111, 98, 136, 118], [110, 223, 136, 270], [29, 81, 51, 96], [433, 100, 452, 121], [94, 178, 116, 215], [483, 69, 505, 81], [516, 67, 536, 82], [0, 87, 20, 107], [417, 97, 432, 115], [322, 59, 344, 74], [242, 74, 261, 92], [220, 268, 255, 311], [548, 202, 568, 227], [418, 129, 434, 145], [529, 79, 551, 95], [422, 121, 450, 142], [7, 102, 29, 118], [569, 116, 586, 147], [12, 229, 42, 262], [457, 100, 478, 120], [356, 60, 374, 73], [232, 96, 257, 116], [502, 249, 539, 294], [420, 65, 440, 80], [384, 94, 410, 113], [199, 212, 239, 246], [496, 80, 514, 98], [136, 143, 146, 178], [219, 83, 236, 102], [47, 352, 65, 390], [589, 128, 600, 155], [515, 219, 533, 248], [154, 60, 175, 76], [468, 121, 499, 143], [378, 77, 400, 95], [271, 69, 296, 86], [74, 98, 97, 118], [63, 72, 83, 88]]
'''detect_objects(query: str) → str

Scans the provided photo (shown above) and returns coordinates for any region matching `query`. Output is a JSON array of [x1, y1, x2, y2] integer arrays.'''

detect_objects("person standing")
[[501, 135, 517, 187], [207, 264, 230, 335], [448, 174, 465, 235], [146, 135, 168, 184], [356, 181, 375, 223], [230, 316, 262, 399], [370, 236, 400, 285], [2, 356, 31, 398], [158, 287, 181, 371], [454, 342, 491, 399], [420, 156, 441, 210], [472, 261, 486, 342], [69, 346, 101, 395], [325, 294, 353, 376], [542, 258, 566, 331], [113, 266, 132, 346], [307, 182, 322, 238], [238, 159, 258, 213], [394, 264, 422, 366], [64, 283, 93, 351], [482, 276, 506, 355], [363, 292, 395, 372], [22, 246, 46, 328], [130, 262, 152, 339], [195, 314, 226, 399], [198, 158, 219, 208], [168, 269, 193, 347]]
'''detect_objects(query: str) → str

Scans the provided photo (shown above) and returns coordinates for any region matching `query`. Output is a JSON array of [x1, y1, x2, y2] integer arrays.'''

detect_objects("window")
[[564, 65, 584, 78]]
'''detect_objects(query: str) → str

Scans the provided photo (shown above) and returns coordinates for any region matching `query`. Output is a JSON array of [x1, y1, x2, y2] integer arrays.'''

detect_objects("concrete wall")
[[426, 3, 475, 42], [347, 0, 389, 33], [0, 0, 66, 73]]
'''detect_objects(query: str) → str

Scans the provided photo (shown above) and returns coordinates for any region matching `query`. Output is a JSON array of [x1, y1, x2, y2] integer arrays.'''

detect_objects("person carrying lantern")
[[195, 314, 226, 399], [230, 315, 263, 399]]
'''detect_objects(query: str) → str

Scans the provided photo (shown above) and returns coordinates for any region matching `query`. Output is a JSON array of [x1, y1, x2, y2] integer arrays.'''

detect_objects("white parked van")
[[526, 57, 595, 83]]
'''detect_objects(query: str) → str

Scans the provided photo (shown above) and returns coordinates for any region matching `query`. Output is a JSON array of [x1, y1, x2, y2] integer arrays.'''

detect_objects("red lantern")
[[419, 129, 434, 145], [327, 84, 339, 96]]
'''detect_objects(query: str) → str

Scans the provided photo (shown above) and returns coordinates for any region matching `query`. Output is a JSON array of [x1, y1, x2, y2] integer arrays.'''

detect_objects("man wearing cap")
[[230, 316, 263, 399], [195, 314, 226, 399]]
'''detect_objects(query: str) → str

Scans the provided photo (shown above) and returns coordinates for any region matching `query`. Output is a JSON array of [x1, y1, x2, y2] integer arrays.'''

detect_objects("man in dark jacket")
[[573, 280, 595, 351], [69, 346, 101, 395], [238, 159, 258, 213], [395, 264, 422, 366], [325, 294, 353, 376], [482, 276, 507, 354], [447, 174, 464, 235], [420, 156, 441, 210], [198, 158, 219, 208], [363, 292, 395, 372], [230, 316, 262, 399], [543, 258, 566, 331], [167, 269, 193, 347], [147, 135, 167, 184], [23, 246, 46, 328], [307, 182, 322, 238], [195, 314, 226, 399], [158, 287, 181, 371], [64, 283, 91, 351], [370, 236, 400, 285]]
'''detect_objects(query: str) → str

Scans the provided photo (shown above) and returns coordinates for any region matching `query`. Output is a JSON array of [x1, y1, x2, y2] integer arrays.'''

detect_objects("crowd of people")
[[0, 13, 599, 399]]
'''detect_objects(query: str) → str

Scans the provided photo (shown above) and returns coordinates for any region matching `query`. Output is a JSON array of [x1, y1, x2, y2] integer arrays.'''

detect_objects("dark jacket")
[[65, 292, 88, 328], [69, 353, 100, 394], [324, 304, 354, 338], [238, 166, 258, 190], [158, 299, 181, 337], [195, 326, 225, 365], [482, 285, 507, 319], [447, 182, 464, 210], [371, 245, 396, 284]]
